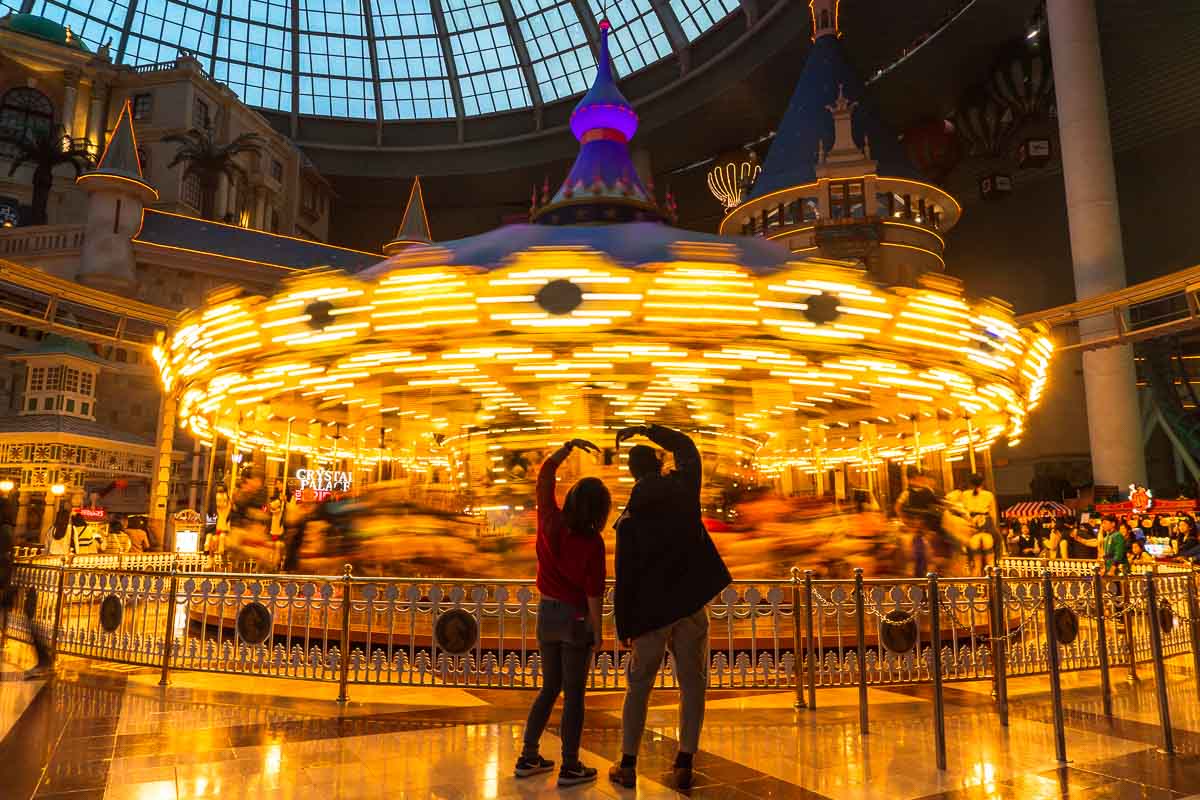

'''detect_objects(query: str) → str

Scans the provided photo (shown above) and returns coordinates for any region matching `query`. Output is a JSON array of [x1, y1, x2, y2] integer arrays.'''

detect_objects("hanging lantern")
[[987, 43, 1054, 121], [953, 87, 1017, 158], [902, 118, 963, 184]]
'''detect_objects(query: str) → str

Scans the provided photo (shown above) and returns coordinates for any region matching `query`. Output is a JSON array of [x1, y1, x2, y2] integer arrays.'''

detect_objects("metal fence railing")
[[4, 555, 1198, 761]]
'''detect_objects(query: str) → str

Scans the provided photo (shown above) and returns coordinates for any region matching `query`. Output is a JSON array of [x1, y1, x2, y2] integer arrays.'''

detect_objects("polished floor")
[[2, 641, 1200, 800]]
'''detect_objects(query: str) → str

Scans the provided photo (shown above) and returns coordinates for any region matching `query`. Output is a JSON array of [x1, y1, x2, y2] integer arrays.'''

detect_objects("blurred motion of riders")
[[195, 448, 1011, 579]]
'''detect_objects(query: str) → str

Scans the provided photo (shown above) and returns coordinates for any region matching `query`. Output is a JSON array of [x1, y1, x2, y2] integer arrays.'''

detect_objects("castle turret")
[[530, 20, 669, 225], [721, 0, 960, 285], [76, 99, 158, 293], [383, 176, 433, 256]]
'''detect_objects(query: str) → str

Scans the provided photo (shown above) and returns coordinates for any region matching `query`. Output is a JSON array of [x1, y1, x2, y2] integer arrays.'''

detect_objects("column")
[[86, 80, 109, 157], [214, 173, 229, 221], [188, 438, 201, 510], [62, 72, 80, 142], [254, 188, 267, 230], [148, 390, 178, 551], [1046, 0, 1147, 486]]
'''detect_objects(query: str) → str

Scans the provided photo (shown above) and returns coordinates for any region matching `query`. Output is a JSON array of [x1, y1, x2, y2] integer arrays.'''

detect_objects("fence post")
[[790, 567, 805, 709], [1186, 569, 1200, 702], [49, 560, 66, 665], [1143, 572, 1175, 754], [804, 570, 816, 710], [1041, 570, 1068, 764], [337, 564, 353, 704], [1120, 576, 1139, 684], [1092, 567, 1113, 717], [927, 572, 946, 771], [989, 566, 1009, 727], [158, 560, 179, 687], [853, 569, 869, 734]]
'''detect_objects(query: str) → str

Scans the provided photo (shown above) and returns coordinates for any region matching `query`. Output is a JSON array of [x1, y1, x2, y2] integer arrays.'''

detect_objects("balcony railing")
[[0, 224, 85, 258]]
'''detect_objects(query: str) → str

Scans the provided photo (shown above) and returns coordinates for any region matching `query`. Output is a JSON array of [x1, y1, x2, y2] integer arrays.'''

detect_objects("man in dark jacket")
[[608, 424, 731, 791]]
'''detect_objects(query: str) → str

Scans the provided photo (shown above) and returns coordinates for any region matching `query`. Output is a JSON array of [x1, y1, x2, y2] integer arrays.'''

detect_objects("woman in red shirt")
[[515, 438, 609, 787]]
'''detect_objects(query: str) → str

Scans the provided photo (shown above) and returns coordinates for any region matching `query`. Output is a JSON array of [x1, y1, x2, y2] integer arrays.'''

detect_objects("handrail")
[[0, 256, 176, 348], [1017, 262, 1200, 352]]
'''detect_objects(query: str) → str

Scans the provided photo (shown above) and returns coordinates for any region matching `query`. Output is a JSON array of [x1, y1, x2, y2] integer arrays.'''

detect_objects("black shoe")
[[514, 754, 554, 778], [558, 762, 598, 787], [674, 765, 693, 790]]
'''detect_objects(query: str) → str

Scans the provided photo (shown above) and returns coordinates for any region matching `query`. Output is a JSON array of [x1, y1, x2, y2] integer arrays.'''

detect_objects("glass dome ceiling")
[[11, 0, 741, 120]]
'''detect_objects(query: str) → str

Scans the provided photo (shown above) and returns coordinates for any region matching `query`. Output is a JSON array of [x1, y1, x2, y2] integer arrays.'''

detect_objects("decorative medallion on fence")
[[1053, 607, 1078, 645], [879, 610, 919, 653], [99, 594, 123, 632], [236, 601, 273, 645], [434, 608, 479, 655], [1157, 601, 1175, 635]]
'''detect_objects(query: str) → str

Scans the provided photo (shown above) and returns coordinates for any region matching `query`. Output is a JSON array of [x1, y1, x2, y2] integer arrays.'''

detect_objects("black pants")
[[522, 598, 593, 764]]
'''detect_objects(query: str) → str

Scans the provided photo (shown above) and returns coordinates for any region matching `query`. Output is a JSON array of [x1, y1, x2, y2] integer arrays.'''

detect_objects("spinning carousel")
[[155, 22, 1052, 575]]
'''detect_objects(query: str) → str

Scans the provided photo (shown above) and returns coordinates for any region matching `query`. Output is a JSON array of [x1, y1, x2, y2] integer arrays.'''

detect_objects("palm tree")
[[5, 125, 94, 226], [164, 125, 263, 220]]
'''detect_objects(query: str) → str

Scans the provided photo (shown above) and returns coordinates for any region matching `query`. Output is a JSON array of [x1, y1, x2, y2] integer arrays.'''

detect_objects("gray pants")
[[621, 607, 709, 756]]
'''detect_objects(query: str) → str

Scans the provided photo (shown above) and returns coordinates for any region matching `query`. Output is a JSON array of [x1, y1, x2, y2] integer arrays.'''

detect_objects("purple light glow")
[[570, 102, 638, 142]]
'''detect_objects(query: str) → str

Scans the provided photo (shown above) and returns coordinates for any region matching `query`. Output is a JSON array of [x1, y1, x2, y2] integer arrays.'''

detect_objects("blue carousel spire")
[[531, 20, 667, 225]]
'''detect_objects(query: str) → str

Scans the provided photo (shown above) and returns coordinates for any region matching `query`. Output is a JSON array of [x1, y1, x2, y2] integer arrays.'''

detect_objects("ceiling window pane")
[[296, 0, 375, 119], [30, 0, 130, 51], [512, 0, 595, 103], [373, 0, 454, 119], [669, 0, 737, 41], [121, 0, 218, 66], [212, 0, 293, 112], [442, 0, 528, 115], [586, 0, 668, 77]]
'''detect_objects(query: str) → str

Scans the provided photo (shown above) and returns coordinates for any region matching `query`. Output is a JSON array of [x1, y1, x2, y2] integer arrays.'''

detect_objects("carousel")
[[154, 22, 1052, 577]]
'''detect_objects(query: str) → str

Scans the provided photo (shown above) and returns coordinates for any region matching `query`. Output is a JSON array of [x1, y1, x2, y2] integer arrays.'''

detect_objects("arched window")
[[0, 88, 54, 157]]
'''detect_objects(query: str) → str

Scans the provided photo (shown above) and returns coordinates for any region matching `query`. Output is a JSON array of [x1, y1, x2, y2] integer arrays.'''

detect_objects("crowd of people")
[[1001, 511, 1200, 574]]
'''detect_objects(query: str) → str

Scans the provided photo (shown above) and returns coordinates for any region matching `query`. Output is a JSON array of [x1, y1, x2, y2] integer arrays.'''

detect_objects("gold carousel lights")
[[154, 247, 1051, 506]]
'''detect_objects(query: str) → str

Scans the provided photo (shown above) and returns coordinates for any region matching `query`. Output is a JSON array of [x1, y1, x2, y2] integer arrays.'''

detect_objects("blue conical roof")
[[568, 20, 638, 143], [746, 35, 921, 201]]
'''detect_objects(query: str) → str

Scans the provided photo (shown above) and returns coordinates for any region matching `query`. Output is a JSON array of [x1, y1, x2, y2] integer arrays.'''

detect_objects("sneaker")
[[673, 765, 693, 790], [514, 754, 554, 778], [23, 665, 52, 681], [557, 762, 598, 787], [608, 764, 637, 788]]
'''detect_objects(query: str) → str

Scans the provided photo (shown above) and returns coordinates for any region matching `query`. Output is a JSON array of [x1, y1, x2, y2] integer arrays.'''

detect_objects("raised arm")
[[643, 424, 702, 495], [537, 438, 601, 521], [536, 445, 571, 520]]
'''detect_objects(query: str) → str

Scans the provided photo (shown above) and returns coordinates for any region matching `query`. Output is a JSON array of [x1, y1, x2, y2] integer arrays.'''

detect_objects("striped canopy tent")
[[1003, 501, 1073, 520]]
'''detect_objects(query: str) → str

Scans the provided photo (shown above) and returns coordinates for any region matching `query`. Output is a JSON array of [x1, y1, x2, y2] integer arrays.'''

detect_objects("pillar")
[[254, 188, 267, 230], [148, 390, 177, 551], [1046, 0, 1147, 486], [86, 80, 108, 156], [188, 438, 201, 510], [62, 71, 80, 142], [215, 173, 229, 221]]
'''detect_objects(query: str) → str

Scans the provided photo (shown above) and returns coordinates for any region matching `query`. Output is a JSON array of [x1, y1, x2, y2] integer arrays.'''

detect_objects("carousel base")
[[2, 647, 1198, 800]]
